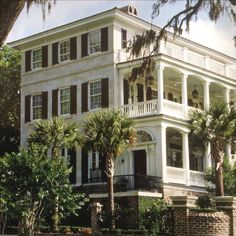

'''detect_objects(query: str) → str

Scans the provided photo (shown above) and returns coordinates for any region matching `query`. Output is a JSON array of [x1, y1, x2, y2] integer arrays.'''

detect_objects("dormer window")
[[32, 48, 42, 70], [89, 30, 101, 54], [59, 40, 70, 62]]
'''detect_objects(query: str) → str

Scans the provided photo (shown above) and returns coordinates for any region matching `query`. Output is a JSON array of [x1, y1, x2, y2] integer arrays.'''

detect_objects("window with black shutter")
[[101, 27, 108, 52], [42, 92, 48, 119], [52, 89, 58, 116], [70, 37, 77, 60], [81, 82, 88, 112], [42, 45, 48, 68], [101, 78, 109, 108], [70, 85, 77, 115], [123, 79, 129, 105], [81, 33, 88, 57], [52, 42, 59, 65], [137, 83, 144, 102], [25, 95, 31, 123], [25, 50, 31, 72]]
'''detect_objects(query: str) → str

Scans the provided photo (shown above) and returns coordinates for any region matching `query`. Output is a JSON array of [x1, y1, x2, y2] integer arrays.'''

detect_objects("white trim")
[[58, 39, 70, 63], [58, 86, 71, 116], [89, 190, 162, 199], [31, 48, 42, 70], [31, 93, 42, 121]]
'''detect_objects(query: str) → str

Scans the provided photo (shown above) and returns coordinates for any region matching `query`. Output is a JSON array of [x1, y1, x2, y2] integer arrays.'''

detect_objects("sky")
[[6, 0, 236, 58]]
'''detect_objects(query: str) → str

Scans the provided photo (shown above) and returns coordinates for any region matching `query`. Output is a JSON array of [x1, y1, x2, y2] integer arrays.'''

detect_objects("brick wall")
[[171, 196, 236, 236]]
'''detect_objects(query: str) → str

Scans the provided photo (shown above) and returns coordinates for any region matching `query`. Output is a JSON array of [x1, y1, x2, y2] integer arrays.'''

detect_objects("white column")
[[203, 81, 210, 107], [205, 143, 212, 170], [157, 65, 164, 113], [120, 72, 124, 106], [224, 88, 230, 104], [182, 132, 190, 186], [156, 125, 167, 182], [181, 73, 188, 109]]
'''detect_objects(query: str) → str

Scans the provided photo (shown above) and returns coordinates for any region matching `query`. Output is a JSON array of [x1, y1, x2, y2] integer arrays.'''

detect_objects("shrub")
[[196, 194, 215, 209]]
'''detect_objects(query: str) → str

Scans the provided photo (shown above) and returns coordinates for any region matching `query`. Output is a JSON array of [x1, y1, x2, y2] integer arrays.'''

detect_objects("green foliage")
[[204, 158, 236, 196], [0, 149, 82, 235], [139, 198, 169, 234], [0, 45, 20, 156], [196, 194, 215, 209]]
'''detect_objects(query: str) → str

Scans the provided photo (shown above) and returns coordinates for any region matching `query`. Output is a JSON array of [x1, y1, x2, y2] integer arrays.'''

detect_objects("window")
[[121, 29, 127, 49], [32, 49, 42, 70], [89, 30, 101, 54], [151, 90, 158, 99], [92, 152, 102, 170], [59, 40, 70, 62], [89, 81, 102, 110], [32, 94, 42, 120], [59, 88, 70, 115]]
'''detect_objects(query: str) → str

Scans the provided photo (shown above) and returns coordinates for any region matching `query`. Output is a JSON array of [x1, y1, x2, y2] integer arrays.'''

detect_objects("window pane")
[[32, 49, 42, 69], [60, 88, 70, 115], [89, 30, 101, 54], [90, 81, 101, 110], [60, 40, 70, 62], [32, 94, 42, 120], [90, 95, 101, 110]]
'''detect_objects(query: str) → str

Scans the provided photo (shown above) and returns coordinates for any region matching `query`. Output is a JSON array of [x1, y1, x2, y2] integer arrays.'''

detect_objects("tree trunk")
[[215, 161, 224, 196], [0, 0, 25, 46], [107, 175, 115, 231]]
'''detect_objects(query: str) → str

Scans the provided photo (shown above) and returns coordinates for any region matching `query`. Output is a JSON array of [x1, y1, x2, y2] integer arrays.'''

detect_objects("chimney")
[[119, 5, 138, 16]]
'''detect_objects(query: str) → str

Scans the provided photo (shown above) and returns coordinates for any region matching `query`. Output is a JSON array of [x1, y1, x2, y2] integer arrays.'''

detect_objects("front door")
[[133, 149, 147, 175]]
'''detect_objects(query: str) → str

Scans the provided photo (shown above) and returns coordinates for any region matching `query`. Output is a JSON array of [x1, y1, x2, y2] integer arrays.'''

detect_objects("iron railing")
[[79, 174, 162, 194]]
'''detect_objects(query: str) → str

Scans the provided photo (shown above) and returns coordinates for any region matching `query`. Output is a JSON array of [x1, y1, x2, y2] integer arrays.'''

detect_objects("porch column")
[[181, 73, 188, 110], [157, 65, 164, 113], [205, 143, 212, 170], [203, 80, 210, 107], [156, 125, 167, 182], [182, 132, 190, 186], [224, 88, 230, 104]]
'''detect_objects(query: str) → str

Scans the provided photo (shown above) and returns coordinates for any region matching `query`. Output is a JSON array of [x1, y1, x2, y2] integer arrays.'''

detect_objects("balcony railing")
[[79, 174, 162, 194], [121, 99, 190, 119], [118, 43, 236, 79]]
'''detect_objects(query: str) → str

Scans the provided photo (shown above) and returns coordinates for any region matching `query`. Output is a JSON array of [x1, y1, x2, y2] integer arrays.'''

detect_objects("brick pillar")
[[90, 202, 103, 235], [215, 196, 236, 236], [171, 196, 197, 236]]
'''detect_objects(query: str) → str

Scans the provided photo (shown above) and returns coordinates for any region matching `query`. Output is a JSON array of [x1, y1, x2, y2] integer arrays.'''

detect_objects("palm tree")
[[27, 117, 82, 232], [83, 109, 136, 230], [189, 101, 236, 196]]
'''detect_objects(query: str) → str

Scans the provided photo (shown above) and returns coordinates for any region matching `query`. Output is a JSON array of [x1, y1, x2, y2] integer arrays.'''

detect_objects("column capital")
[[202, 80, 210, 86], [156, 64, 165, 70], [180, 72, 188, 79]]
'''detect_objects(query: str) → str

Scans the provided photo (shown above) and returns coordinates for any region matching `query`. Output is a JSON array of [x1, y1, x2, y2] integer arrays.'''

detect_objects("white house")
[[9, 6, 236, 202]]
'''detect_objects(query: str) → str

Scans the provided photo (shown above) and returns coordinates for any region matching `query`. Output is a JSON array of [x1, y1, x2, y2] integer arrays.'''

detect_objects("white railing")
[[166, 166, 186, 184], [208, 58, 225, 76], [189, 171, 205, 187], [121, 99, 158, 117], [118, 43, 236, 80], [121, 99, 190, 119], [163, 100, 187, 118]]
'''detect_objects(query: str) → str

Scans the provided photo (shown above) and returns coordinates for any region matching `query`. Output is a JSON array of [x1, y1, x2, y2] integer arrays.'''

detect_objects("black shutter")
[[101, 27, 108, 52], [70, 37, 77, 60], [137, 83, 144, 102], [146, 87, 152, 101], [25, 95, 31, 123], [81, 149, 88, 184], [25, 50, 31, 72], [52, 89, 58, 116], [70, 85, 77, 115], [81, 33, 88, 57], [81, 82, 88, 112], [42, 45, 48, 68], [42, 91, 48, 119], [68, 149, 76, 184], [52, 42, 58, 65], [101, 78, 109, 108], [123, 79, 129, 105]]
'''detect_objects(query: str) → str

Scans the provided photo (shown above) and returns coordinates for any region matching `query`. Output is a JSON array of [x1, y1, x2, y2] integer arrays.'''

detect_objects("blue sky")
[[6, 0, 236, 57]]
